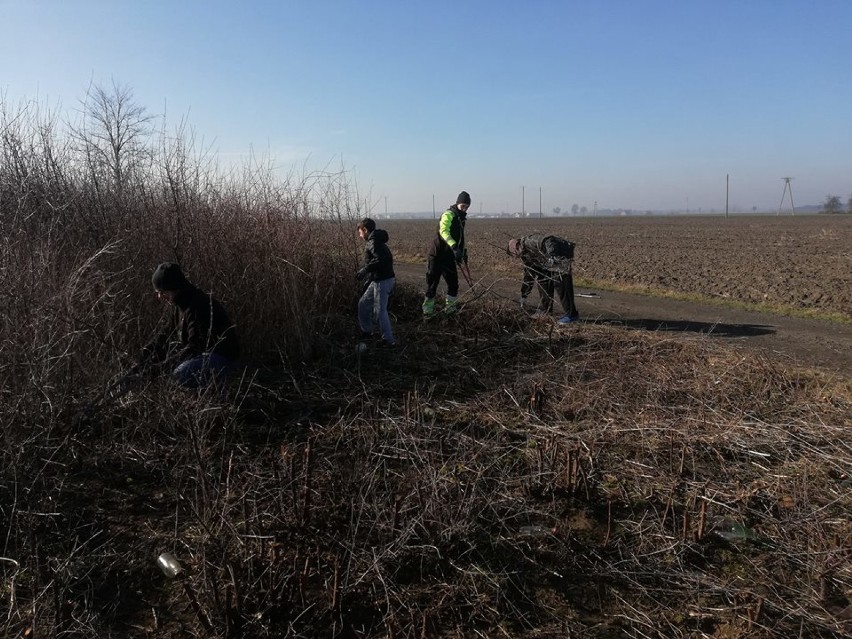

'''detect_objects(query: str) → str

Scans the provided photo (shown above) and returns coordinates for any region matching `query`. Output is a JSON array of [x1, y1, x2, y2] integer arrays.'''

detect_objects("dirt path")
[[393, 261, 852, 377]]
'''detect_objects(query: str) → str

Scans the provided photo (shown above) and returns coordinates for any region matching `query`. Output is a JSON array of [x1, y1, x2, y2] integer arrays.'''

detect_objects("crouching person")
[[141, 262, 240, 388], [356, 218, 396, 347]]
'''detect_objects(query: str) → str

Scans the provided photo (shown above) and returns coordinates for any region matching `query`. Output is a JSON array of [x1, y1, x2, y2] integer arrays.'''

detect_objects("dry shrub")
[[7, 294, 840, 638], [3, 280, 851, 638], [0, 94, 363, 415], [0, 92, 362, 636]]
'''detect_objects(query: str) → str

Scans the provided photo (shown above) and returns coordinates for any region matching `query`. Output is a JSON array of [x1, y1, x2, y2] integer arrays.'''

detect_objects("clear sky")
[[2, 0, 851, 214]]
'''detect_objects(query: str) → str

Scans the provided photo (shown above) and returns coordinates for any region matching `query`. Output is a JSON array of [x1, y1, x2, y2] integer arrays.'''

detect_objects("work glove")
[[453, 245, 464, 263], [463, 247, 469, 264], [356, 267, 367, 281]]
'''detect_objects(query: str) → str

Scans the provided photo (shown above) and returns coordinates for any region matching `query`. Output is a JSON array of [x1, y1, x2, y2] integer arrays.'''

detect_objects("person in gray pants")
[[356, 218, 396, 346]]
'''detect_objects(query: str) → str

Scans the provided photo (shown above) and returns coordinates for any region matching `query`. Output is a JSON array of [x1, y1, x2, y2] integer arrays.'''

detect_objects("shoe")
[[557, 315, 578, 324], [444, 295, 458, 315], [422, 297, 436, 318]]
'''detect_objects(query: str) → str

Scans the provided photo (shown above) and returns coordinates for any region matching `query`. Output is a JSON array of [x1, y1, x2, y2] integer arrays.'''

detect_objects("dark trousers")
[[425, 254, 459, 298], [173, 352, 236, 388], [535, 270, 578, 317]]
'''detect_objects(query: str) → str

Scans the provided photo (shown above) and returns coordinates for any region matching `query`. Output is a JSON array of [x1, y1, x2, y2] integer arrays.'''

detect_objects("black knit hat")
[[456, 191, 471, 205], [152, 262, 189, 292]]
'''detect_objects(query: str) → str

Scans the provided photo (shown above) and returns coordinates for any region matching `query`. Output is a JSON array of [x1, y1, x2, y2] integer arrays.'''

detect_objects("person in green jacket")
[[422, 191, 471, 317]]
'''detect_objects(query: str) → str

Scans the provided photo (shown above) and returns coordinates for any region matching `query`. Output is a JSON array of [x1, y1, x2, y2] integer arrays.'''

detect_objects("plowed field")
[[384, 214, 852, 320]]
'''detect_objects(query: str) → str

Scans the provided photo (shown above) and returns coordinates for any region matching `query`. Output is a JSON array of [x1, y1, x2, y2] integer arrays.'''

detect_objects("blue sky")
[[2, 0, 851, 214]]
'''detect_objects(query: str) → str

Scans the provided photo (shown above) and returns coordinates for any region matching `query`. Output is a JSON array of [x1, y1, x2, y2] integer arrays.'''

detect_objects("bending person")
[[507, 234, 579, 324]]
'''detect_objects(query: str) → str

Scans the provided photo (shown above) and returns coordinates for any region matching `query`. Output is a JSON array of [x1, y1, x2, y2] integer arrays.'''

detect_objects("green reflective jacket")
[[429, 204, 466, 258]]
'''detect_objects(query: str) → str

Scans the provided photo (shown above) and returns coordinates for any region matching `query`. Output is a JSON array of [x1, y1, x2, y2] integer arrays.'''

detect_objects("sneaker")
[[557, 315, 578, 324]]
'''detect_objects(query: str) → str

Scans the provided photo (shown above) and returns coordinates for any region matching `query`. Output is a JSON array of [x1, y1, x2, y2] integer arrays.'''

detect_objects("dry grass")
[[5, 286, 850, 638]]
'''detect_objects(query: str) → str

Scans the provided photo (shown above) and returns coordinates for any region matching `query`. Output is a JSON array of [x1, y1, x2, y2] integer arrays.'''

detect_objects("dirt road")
[[393, 261, 852, 377]]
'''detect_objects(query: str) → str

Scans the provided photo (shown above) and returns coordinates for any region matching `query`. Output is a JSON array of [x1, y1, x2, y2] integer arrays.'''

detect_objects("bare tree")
[[70, 80, 154, 195]]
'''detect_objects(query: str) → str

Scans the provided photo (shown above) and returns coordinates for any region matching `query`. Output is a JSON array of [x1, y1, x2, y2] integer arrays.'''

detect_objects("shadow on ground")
[[585, 317, 776, 338]]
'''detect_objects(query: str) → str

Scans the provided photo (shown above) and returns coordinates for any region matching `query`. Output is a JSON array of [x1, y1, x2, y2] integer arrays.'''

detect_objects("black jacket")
[[518, 235, 575, 298], [144, 285, 240, 367], [517, 234, 575, 269], [362, 229, 395, 282]]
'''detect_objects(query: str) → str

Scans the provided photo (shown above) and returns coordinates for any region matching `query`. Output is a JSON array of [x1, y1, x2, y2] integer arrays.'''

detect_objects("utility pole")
[[779, 177, 795, 216], [539, 186, 542, 218], [725, 174, 729, 219], [384, 196, 388, 217], [521, 185, 525, 217], [593, 201, 597, 216], [432, 194, 435, 219]]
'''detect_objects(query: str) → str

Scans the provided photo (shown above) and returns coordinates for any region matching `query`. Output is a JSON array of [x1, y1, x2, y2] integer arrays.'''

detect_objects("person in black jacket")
[[423, 190, 471, 317], [140, 263, 240, 387], [356, 218, 396, 346], [507, 234, 579, 324]]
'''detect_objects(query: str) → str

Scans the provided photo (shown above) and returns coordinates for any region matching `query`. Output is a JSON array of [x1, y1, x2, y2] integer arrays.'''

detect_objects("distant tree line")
[[823, 194, 852, 214]]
